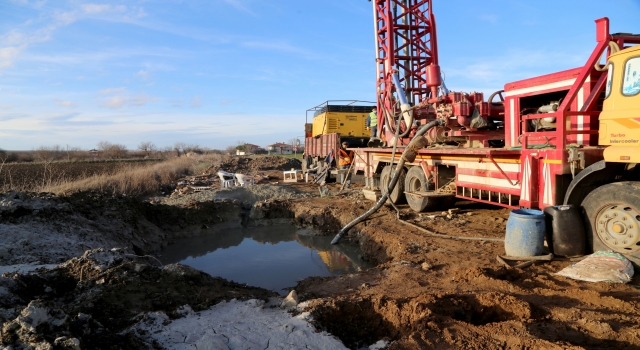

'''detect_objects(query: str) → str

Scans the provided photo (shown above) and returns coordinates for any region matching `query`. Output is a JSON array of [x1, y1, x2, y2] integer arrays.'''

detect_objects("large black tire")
[[380, 165, 406, 204], [581, 181, 640, 266], [404, 166, 442, 212]]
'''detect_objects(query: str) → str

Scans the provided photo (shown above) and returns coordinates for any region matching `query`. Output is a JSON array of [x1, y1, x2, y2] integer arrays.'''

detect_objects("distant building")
[[267, 142, 293, 155], [236, 143, 263, 156], [245, 144, 262, 153]]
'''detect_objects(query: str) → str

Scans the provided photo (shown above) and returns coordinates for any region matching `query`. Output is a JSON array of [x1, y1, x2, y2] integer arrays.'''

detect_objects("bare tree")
[[182, 143, 202, 154], [234, 140, 254, 154], [34, 145, 62, 163], [97, 141, 128, 159], [138, 141, 157, 157], [173, 142, 186, 157], [161, 146, 174, 157]]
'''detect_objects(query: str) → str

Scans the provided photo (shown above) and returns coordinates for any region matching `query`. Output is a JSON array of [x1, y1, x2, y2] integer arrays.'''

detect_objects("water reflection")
[[158, 224, 373, 295]]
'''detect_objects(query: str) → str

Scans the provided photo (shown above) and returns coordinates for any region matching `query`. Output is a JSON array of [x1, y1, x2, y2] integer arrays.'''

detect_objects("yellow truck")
[[568, 41, 640, 263], [303, 100, 375, 171]]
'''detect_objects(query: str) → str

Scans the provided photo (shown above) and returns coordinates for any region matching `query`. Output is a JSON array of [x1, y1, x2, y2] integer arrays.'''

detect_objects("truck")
[[303, 100, 375, 172], [348, 0, 640, 265]]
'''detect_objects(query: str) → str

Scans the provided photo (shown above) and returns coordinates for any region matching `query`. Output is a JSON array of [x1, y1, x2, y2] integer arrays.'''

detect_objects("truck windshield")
[[622, 57, 640, 96]]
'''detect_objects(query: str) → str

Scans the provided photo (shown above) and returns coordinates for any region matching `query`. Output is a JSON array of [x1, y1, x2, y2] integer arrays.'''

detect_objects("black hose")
[[331, 118, 443, 245]]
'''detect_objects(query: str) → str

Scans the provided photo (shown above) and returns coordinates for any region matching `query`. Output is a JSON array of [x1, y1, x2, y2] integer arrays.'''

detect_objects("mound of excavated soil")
[[0, 248, 276, 349], [208, 156, 302, 174], [163, 184, 312, 206]]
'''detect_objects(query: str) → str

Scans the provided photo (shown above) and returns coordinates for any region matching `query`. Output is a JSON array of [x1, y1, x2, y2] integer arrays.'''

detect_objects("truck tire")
[[381, 165, 406, 204], [404, 166, 441, 212], [581, 181, 640, 266]]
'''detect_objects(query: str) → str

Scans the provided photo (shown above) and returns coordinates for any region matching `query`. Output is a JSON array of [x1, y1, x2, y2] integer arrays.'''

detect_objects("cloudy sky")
[[1, 0, 638, 151]]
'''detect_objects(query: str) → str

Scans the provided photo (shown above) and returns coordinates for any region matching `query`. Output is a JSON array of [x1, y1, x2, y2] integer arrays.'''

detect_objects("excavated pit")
[[157, 223, 374, 295]]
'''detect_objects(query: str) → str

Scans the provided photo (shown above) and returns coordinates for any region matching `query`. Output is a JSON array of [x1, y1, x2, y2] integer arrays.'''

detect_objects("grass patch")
[[29, 154, 225, 196]]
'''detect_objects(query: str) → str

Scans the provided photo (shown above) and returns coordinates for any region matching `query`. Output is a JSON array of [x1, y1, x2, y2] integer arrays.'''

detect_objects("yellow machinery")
[[565, 40, 640, 266], [599, 44, 640, 162], [306, 101, 374, 138]]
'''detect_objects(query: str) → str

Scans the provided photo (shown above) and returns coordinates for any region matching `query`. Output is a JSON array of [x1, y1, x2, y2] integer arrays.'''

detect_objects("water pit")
[[158, 223, 374, 295]]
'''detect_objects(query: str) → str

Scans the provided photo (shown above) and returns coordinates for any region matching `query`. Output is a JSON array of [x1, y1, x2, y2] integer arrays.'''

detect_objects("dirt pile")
[[280, 196, 640, 349], [164, 185, 313, 207], [211, 156, 302, 174], [0, 248, 276, 349]]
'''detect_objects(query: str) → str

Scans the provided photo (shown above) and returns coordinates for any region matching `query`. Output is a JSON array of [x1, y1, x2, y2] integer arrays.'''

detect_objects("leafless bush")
[[97, 141, 128, 159], [138, 141, 157, 157]]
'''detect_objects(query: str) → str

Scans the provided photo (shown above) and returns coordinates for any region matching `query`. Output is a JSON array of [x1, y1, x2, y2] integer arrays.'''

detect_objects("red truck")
[[339, 0, 640, 265]]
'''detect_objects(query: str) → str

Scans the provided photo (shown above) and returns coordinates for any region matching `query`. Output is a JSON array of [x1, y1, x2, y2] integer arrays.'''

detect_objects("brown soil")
[[207, 155, 302, 175], [279, 182, 640, 349], [2, 155, 640, 349]]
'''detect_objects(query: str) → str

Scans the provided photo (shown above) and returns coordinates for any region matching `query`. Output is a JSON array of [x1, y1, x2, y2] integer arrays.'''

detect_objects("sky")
[[1, 0, 639, 151]]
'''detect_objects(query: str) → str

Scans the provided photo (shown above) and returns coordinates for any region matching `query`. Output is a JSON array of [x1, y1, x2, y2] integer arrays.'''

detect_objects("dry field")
[[0, 155, 221, 195]]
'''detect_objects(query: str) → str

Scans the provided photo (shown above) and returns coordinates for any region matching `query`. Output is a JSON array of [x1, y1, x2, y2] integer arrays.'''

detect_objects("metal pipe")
[[331, 118, 444, 245], [391, 72, 414, 138]]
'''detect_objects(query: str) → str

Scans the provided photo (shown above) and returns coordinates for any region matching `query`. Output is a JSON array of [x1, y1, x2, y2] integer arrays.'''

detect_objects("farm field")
[[0, 159, 163, 192]]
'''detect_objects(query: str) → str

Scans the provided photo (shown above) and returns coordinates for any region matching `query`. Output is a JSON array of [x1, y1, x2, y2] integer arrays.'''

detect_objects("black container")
[[543, 205, 586, 257]]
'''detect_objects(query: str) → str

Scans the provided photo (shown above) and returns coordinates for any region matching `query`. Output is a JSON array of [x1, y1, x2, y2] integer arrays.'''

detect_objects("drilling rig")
[[349, 0, 640, 265]]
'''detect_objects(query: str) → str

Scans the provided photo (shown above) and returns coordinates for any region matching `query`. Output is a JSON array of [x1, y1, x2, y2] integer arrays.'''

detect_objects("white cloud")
[[98, 93, 157, 109], [55, 100, 74, 107], [190, 96, 202, 108], [223, 0, 257, 17], [101, 95, 127, 108], [135, 70, 149, 80], [99, 87, 126, 94], [479, 14, 498, 24], [0, 2, 148, 74], [130, 94, 157, 106], [81, 4, 127, 14], [0, 47, 21, 71]]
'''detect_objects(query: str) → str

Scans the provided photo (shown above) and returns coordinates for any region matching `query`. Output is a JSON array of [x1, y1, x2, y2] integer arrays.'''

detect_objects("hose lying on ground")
[[399, 218, 504, 242], [331, 118, 444, 245]]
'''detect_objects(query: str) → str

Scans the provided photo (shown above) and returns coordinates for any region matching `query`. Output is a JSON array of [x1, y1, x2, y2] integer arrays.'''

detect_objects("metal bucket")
[[505, 209, 546, 257]]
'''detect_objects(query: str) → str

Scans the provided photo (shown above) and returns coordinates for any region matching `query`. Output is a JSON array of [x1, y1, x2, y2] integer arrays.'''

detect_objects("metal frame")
[[374, 0, 438, 120]]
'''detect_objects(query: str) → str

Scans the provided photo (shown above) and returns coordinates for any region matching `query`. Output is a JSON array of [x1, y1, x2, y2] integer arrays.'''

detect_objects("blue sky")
[[1, 0, 639, 151]]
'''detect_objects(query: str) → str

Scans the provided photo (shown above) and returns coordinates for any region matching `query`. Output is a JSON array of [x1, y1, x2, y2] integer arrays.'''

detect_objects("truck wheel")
[[381, 165, 406, 204], [404, 166, 441, 212], [581, 181, 640, 266]]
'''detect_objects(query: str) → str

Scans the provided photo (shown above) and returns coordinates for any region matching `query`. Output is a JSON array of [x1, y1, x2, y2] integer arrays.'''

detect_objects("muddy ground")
[[1, 155, 640, 349]]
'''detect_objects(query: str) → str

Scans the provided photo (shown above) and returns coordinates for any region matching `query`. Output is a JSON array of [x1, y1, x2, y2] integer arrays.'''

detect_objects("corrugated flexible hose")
[[331, 119, 444, 245]]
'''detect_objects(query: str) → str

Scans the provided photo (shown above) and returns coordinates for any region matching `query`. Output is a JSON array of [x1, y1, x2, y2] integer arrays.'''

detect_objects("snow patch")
[[128, 298, 347, 349]]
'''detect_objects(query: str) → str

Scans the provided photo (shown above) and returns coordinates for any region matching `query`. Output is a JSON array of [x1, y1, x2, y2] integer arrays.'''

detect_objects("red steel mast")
[[373, 0, 441, 136]]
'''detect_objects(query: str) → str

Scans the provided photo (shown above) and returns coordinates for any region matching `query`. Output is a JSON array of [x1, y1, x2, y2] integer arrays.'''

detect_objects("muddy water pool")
[[158, 223, 373, 295]]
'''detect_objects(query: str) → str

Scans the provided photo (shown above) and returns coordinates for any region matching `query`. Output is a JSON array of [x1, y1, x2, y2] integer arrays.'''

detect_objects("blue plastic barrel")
[[504, 209, 546, 256]]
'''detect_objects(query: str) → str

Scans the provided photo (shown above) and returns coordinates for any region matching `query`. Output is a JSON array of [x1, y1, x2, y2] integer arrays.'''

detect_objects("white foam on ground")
[[129, 298, 348, 350]]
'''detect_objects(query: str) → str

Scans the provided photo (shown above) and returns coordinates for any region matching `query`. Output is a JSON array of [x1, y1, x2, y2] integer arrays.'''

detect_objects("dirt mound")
[[163, 185, 312, 207], [211, 156, 302, 174], [0, 248, 276, 349]]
